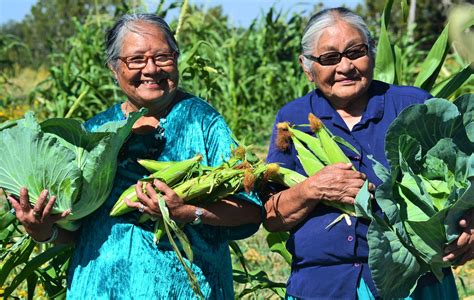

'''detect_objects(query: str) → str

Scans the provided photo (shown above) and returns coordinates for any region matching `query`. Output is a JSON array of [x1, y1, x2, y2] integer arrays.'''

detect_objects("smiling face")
[[300, 21, 374, 109], [111, 21, 179, 114]]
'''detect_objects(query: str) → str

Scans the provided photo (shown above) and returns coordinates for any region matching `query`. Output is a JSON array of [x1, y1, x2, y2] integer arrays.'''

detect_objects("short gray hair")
[[105, 13, 180, 69], [301, 7, 375, 70]]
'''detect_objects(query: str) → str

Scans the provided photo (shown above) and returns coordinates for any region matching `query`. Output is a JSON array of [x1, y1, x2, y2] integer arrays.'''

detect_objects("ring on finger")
[[138, 203, 145, 213], [32, 210, 41, 218]]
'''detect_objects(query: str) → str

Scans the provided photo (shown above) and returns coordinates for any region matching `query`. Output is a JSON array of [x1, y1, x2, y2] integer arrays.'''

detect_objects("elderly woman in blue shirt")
[[264, 7, 473, 300]]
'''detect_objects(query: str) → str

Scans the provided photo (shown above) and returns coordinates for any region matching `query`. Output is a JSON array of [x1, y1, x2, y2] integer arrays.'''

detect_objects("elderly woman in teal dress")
[[7, 14, 262, 299]]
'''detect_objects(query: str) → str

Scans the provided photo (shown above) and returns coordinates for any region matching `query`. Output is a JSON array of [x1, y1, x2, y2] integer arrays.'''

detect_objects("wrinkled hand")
[[127, 180, 194, 223], [444, 209, 474, 265], [300, 163, 373, 205], [7, 187, 70, 242]]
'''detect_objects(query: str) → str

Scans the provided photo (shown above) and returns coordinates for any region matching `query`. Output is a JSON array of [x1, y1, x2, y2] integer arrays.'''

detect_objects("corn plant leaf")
[[3, 244, 72, 298], [414, 24, 450, 91], [266, 231, 292, 265], [0, 236, 35, 286], [431, 65, 473, 99], [229, 241, 250, 281], [374, 0, 396, 83], [157, 197, 203, 299], [0, 210, 16, 230], [233, 269, 286, 298], [332, 135, 360, 155], [394, 44, 403, 85]]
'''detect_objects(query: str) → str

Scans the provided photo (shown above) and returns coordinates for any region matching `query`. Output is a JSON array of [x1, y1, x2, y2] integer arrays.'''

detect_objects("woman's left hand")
[[443, 209, 474, 265], [127, 179, 194, 223]]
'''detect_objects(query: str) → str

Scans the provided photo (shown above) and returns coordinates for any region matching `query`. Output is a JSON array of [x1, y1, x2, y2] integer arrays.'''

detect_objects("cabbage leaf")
[[355, 94, 474, 298], [0, 110, 144, 231]]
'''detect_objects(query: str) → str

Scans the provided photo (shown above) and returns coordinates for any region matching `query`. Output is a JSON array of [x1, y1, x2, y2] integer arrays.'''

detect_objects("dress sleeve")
[[203, 113, 263, 241]]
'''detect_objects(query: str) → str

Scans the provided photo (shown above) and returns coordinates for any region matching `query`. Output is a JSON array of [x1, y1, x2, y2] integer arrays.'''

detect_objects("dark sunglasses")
[[303, 44, 369, 66]]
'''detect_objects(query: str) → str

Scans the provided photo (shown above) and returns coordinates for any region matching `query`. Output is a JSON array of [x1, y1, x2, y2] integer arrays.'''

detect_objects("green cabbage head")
[[355, 94, 473, 298], [0, 109, 145, 231]]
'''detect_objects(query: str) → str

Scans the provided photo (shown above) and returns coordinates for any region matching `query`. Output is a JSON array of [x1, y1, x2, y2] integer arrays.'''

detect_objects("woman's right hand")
[[7, 187, 70, 242], [299, 163, 371, 205], [264, 163, 372, 231]]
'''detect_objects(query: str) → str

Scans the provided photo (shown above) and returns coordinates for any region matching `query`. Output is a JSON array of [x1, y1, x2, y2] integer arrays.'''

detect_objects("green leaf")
[[265, 231, 291, 264], [374, 0, 395, 83], [332, 135, 360, 155], [0, 114, 81, 213], [367, 220, 425, 299], [70, 109, 145, 222], [157, 197, 203, 299], [3, 244, 72, 298], [444, 178, 474, 242], [405, 213, 447, 265], [229, 240, 250, 282], [432, 65, 473, 99], [366, 96, 474, 297], [354, 180, 372, 219], [385, 99, 470, 168], [0, 236, 35, 286], [414, 25, 450, 91], [233, 269, 286, 298], [0, 110, 145, 231], [454, 93, 474, 143]]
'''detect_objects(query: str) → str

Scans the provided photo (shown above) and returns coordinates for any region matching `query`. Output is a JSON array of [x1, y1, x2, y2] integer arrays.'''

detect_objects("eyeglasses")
[[303, 44, 369, 66], [117, 52, 177, 70]]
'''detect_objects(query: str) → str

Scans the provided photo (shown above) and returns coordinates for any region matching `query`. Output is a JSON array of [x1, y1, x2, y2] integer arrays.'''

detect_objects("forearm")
[[54, 228, 77, 245], [197, 199, 261, 227], [263, 182, 320, 232]]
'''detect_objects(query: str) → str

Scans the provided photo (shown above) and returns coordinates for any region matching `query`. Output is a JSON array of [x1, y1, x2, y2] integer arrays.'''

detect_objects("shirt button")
[[347, 235, 354, 242], [354, 262, 360, 267]]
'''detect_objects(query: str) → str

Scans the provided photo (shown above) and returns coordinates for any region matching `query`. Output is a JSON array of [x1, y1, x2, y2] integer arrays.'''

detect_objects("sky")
[[0, 0, 362, 27]]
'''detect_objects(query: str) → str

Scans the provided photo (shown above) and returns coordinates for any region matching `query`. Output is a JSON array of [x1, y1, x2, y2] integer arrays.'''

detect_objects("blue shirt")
[[266, 80, 433, 299]]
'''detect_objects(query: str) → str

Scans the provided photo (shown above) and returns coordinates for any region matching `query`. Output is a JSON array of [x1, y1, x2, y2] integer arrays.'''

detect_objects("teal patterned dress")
[[67, 93, 261, 299]]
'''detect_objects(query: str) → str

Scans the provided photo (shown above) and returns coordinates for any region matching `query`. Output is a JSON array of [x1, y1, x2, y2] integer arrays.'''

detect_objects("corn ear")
[[153, 219, 166, 243], [288, 126, 332, 166], [110, 154, 202, 217], [308, 113, 351, 165], [174, 168, 244, 201], [292, 136, 325, 176], [268, 166, 355, 216], [138, 159, 175, 173], [267, 166, 306, 187], [109, 184, 138, 216]]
